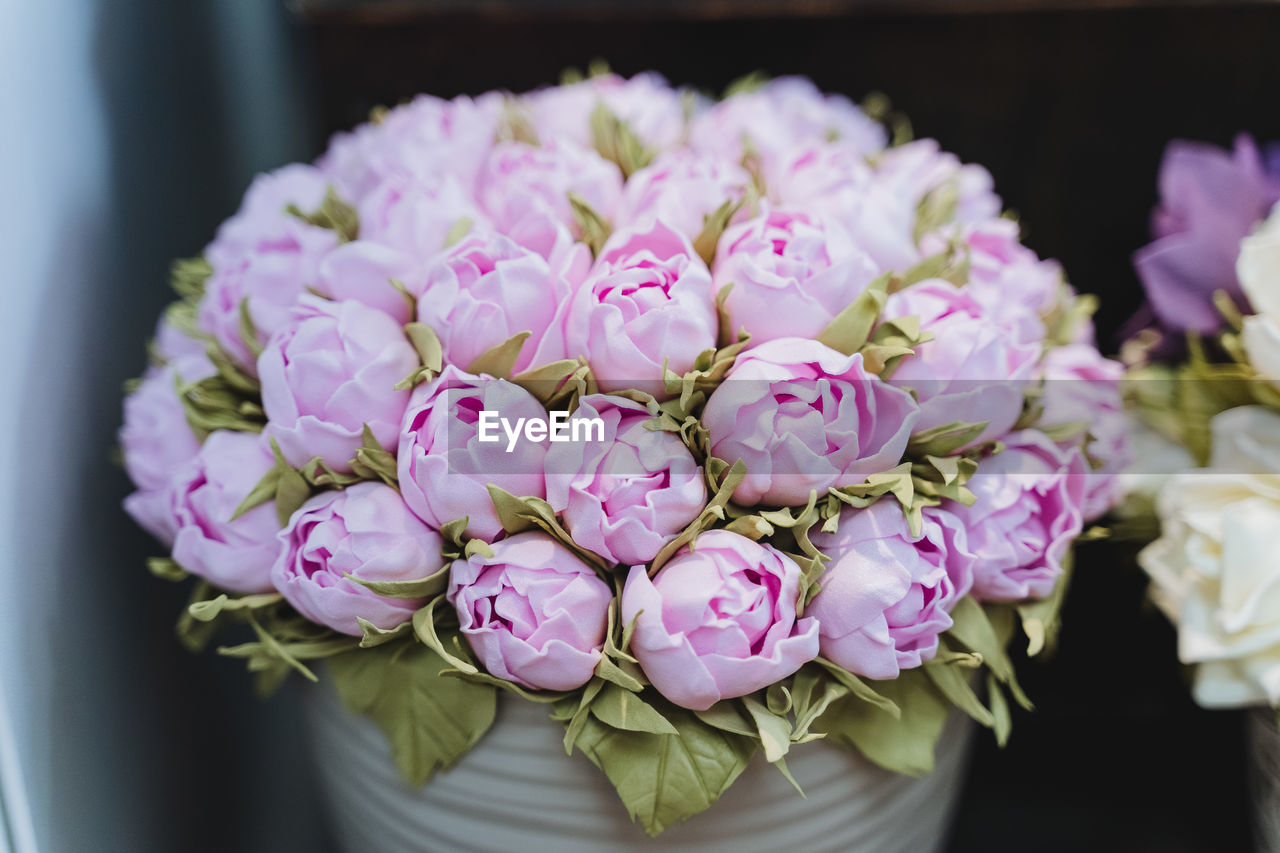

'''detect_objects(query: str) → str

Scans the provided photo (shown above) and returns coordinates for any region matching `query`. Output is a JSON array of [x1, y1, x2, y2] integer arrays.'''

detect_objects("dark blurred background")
[[3, 1, 1270, 851]]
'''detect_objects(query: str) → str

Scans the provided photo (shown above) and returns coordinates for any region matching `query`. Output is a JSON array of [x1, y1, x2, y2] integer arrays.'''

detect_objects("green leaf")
[[816, 668, 949, 776], [742, 695, 793, 763], [694, 701, 758, 738], [913, 181, 959, 244], [147, 556, 187, 582], [395, 322, 446, 390], [356, 617, 414, 649], [349, 423, 399, 487], [987, 672, 1013, 747], [466, 331, 532, 380], [924, 640, 996, 728], [811, 657, 900, 719], [568, 192, 612, 258], [188, 592, 283, 623], [571, 703, 758, 836], [327, 641, 498, 786], [347, 563, 449, 600], [815, 274, 890, 356], [286, 186, 358, 242], [906, 420, 989, 457], [590, 102, 654, 179], [692, 199, 744, 268], [269, 439, 312, 527], [411, 598, 479, 675], [590, 684, 680, 735], [1016, 554, 1073, 657]]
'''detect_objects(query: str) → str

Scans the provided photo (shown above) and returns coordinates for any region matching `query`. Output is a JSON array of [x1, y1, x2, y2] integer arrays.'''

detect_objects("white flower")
[[1139, 406, 1280, 708], [1238, 201, 1280, 383]]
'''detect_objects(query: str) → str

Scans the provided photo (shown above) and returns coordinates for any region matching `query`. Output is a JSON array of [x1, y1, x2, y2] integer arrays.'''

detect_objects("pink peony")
[[120, 354, 216, 545], [524, 72, 688, 152], [449, 531, 613, 691], [355, 173, 484, 261], [808, 501, 974, 679], [885, 280, 1040, 449], [702, 338, 919, 506], [397, 366, 549, 541], [415, 231, 577, 377], [712, 205, 880, 343], [621, 530, 820, 710], [272, 482, 443, 636], [259, 296, 418, 472], [946, 430, 1087, 602], [168, 431, 280, 594], [313, 239, 421, 324], [534, 221, 717, 393], [544, 395, 706, 565], [614, 149, 754, 241], [198, 165, 341, 373], [320, 92, 503, 204], [1038, 344, 1131, 522]]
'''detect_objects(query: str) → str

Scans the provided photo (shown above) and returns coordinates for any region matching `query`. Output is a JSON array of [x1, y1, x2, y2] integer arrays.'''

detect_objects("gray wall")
[[0, 2, 334, 850]]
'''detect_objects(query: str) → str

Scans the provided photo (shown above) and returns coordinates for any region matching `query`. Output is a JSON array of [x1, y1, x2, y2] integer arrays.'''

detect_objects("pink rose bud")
[[702, 338, 919, 507], [477, 140, 623, 260], [198, 165, 341, 373], [947, 430, 1087, 602], [525, 72, 687, 152], [1038, 344, 1132, 521], [321, 93, 503, 204], [534, 221, 717, 394], [168, 431, 280, 594], [272, 482, 444, 636], [397, 366, 549, 541], [621, 530, 820, 710], [615, 149, 753, 241], [120, 354, 216, 545], [808, 501, 975, 679], [544, 395, 706, 565], [415, 232, 574, 377], [449, 531, 613, 691], [886, 280, 1040, 449], [713, 205, 880, 344], [259, 295, 418, 472]]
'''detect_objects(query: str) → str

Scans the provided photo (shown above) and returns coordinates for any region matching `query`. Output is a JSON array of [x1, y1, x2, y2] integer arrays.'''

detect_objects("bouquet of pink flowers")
[[120, 70, 1126, 835]]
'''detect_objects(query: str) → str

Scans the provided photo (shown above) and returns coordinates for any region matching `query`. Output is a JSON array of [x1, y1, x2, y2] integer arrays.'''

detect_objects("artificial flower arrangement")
[[120, 69, 1127, 835], [1123, 135, 1280, 720]]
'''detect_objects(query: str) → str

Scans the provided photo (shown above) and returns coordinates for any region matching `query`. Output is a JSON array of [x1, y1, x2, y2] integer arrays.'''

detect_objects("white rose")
[[1139, 406, 1280, 708], [1238, 201, 1280, 382], [1118, 415, 1195, 501]]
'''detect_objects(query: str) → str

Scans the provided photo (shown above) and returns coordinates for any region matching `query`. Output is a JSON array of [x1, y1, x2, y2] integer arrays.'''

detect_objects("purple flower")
[[397, 366, 549, 541], [946, 430, 1087, 602], [120, 354, 216, 545], [544, 395, 706, 565], [168, 431, 280, 594], [621, 530, 820, 710], [702, 338, 919, 507], [808, 501, 974, 679], [1130, 135, 1280, 340], [886, 281, 1040, 449], [712, 205, 880, 344], [534, 221, 717, 393], [272, 482, 443, 636], [449, 531, 613, 691], [415, 232, 576, 377], [259, 296, 418, 472]]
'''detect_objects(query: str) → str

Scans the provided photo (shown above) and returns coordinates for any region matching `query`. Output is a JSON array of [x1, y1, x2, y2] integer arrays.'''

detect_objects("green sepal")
[[660, 334, 752, 422], [913, 181, 959, 244], [692, 198, 745, 268], [496, 98, 540, 145], [590, 102, 654, 179], [147, 556, 187, 582], [1015, 552, 1073, 657], [395, 322, 445, 390], [569, 700, 758, 836], [568, 192, 612, 258], [722, 70, 770, 98], [466, 331, 532, 380], [906, 420, 989, 457], [188, 592, 284, 622], [349, 424, 399, 488], [923, 639, 996, 728], [511, 357, 597, 411], [895, 241, 970, 290], [816, 273, 890, 356], [238, 298, 264, 360], [411, 597, 480, 675], [589, 683, 680, 735], [345, 561, 449, 600], [486, 485, 613, 572], [356, 617, 414, 649], [217, 611, 357, 686], [811, 657, 900, 719], [327, 640, 498, 787], [285, 186, 358, 242], [443, 217, 474, 249], [647, 459, 747, 575], [170, 256, 212, 301], [177, 359, 266, 440], [439, 668, 569, 703]]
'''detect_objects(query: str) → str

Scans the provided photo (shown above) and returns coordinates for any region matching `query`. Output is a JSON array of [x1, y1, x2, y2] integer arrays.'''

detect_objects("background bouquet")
[[120, 69, 1126, 835], [1124, 135, 1280, 719]]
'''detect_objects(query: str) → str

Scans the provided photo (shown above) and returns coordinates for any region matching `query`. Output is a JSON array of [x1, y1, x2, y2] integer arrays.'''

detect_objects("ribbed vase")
[[1251, 707, 1280, 853], [303, 677, 975, 853]]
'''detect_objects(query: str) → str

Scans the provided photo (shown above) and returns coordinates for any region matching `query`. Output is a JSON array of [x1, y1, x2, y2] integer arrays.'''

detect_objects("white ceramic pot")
[[1251, 707, 1280, 853], [303, 677, 975, 853]]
